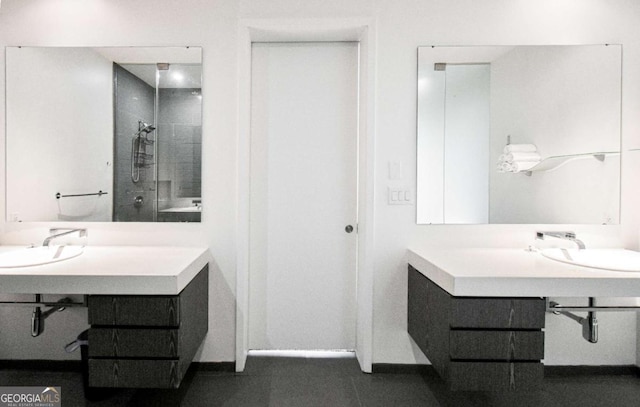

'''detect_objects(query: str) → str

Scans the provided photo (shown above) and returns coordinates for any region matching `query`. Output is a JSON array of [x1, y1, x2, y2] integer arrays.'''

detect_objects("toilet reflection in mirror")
[[416, 45, 621, 225]]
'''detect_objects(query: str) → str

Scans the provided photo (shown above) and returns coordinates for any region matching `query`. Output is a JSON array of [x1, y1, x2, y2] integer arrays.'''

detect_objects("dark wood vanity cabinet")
[[86, 265, 208, 389], [408, 265, 545, 391]]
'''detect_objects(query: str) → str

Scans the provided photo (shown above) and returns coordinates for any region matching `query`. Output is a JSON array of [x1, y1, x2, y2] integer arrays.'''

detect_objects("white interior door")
[[249, 42, 358, 350]]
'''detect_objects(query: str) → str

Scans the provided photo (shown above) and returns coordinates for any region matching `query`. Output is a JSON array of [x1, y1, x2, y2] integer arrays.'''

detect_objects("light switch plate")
[[388, 187, 413, 205]]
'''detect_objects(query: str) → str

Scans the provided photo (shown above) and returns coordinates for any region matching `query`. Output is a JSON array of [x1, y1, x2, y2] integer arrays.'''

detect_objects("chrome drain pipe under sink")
[[30, 295, 73, 337], [582, 298, 598, 343], [548, 297, 598, 343]]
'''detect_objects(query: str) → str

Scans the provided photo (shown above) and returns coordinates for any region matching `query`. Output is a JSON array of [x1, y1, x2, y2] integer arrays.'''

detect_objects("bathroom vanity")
[[407, 247, 640, 391], [0, 245, 210, 390], [87, 265, 208, 388], [408, 265, 545, 391]]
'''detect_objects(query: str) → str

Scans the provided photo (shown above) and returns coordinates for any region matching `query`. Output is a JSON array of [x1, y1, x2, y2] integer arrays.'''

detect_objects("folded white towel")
[[497, 143, 541, 173], [511, 161, 539, 172], [504, 144, 537, 154], [506, 151, 541, 162], [498, 162, 514, 173]]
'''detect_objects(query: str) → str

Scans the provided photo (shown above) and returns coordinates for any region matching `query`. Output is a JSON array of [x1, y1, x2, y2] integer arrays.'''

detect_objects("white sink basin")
[[0, 245, 83, 268], [540, 248, 640, 272]]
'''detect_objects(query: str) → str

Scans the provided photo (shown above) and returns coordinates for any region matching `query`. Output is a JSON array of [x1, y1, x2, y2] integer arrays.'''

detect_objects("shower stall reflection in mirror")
[[113, 62, 203, 222]]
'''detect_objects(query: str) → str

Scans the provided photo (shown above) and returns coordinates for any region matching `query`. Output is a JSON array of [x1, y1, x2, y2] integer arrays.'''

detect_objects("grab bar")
[[55, 190, 108, 199]]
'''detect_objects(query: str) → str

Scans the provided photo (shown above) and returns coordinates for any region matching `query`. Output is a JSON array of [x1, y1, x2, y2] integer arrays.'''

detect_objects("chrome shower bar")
[[55, 190, 108, 199], [131, 120, 156, 183]]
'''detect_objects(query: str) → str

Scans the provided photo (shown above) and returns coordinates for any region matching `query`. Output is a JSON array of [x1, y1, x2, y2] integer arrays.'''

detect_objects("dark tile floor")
[[1, 356, 639, 406]]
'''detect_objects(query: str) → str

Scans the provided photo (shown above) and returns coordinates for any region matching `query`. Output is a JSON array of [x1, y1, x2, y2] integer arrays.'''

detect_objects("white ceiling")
[[120, 64, 202, 89], [95, 46, 202, 89]]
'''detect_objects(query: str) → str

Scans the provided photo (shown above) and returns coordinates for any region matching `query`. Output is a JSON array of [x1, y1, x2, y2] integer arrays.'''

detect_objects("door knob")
[[345, 225, 354, 233]]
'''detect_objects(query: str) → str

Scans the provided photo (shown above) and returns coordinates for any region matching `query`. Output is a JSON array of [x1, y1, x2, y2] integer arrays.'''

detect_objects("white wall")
[[0, 0, 639, 367], [489, 45, 621, 224], [6, 47, 113, 222]]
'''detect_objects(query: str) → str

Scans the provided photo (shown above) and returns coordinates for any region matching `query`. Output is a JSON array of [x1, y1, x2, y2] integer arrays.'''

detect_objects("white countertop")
[[0, 246, 211, 295], [408, 247, 640, 297]]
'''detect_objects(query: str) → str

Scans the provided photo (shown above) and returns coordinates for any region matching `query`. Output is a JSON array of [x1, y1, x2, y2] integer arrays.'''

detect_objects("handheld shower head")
[[134, 121, 156, 136], [140, 122, 156, 133]]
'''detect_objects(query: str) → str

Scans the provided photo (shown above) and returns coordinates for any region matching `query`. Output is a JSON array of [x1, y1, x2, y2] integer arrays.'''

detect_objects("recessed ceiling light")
[[172, 72, 184, 82]]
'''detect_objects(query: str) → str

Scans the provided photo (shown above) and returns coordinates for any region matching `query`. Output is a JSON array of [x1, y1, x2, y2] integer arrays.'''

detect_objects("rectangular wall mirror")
[[6, 46, 203, 222], [416, 45, 622, 224]]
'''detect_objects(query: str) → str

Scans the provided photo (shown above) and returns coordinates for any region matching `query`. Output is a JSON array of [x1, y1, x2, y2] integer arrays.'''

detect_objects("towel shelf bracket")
[[523, 151, 619, 176]]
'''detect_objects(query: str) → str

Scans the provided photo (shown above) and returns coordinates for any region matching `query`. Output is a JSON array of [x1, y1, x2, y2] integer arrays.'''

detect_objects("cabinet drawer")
[[450, 298, 545, 329], [88, 296, 180, 327], [88, 328, 180, 358], [450, 330, 544, 361], [448, 361, 543, 391], [88, 359, 183, 389]]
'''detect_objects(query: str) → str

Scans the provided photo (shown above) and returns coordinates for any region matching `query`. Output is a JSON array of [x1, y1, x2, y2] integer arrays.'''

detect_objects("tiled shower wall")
[[157, 88, 202, 210], [113, 64, 156, 222]]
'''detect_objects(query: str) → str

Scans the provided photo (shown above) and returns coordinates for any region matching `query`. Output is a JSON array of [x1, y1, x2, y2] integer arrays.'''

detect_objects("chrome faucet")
[[42, 228, 88, 247], [536, 231, 585, 250]]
